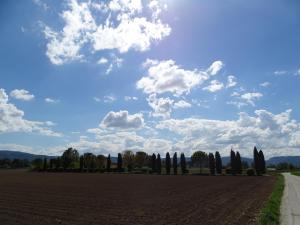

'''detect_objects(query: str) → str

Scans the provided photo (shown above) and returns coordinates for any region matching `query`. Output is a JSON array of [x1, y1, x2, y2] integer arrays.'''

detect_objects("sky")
[[1, 0, 300, 158]]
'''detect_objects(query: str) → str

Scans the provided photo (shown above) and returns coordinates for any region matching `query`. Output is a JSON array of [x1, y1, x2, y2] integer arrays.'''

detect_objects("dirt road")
[[281, 173, 300, 225]]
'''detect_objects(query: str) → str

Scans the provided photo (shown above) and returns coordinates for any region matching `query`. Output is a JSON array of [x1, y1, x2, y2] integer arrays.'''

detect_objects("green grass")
[[291, 171, 300, 176], [259, 174, 285, 225]]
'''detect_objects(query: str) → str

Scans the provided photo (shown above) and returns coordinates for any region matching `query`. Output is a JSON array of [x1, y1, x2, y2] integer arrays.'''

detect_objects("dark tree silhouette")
[[79, 155, 84, 172], [156, 154, 161, 174], [253, 146, 260, 175], [49, 158, 54, 169], [106, 154, 111, 172], [165, 152, 171, 175], [43, 158, 47, 171], [208, 153, 215, 175], [215, 151, 222, 174], [173, 152, 178, 175], [191, 151, 208, 174], [61, 148, 79, 170], [96, 155, 106, 170], [117, 153, 123, 172], [134, 151, 148, 168], [230, 149, 236, 175], [83, 153, 97, 172], [235, 151, 242, 174], [122, 150, 134, 172], [259, 150, 266, 174], [151, 153, 156, 173], [180, 153, 187, 175]]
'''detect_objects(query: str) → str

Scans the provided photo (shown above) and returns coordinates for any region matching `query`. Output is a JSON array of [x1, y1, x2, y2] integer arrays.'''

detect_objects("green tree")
[[61, 148, 79, 170], [165, 152, 171, 175], [180, 153, 186, 174], [122, 150, 134, 172], [156, 154, 161, 174], [106, 154, 111, 172], [151, 153, 156, 173], [96, 154, 106, 170], [173, 152, 178, 175], [43, 158, 47, 171], [134, 151, 148, 168], [117, 153, 123, 172], [230, 149, 236, 175], [253, 146, 260, 175], [191, 151, 208, 174], [259, 150, 266, 174], [32, 158, 43, 170], [208, 153, 215, 175], [235, 151, 242, 174], [215, 151, 222, 174], [79, 155, 84, 172], [83, 153, 97, 172]]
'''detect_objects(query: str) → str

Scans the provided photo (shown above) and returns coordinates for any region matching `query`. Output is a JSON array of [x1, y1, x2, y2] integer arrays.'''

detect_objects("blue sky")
[[1, 0, 300, 158]]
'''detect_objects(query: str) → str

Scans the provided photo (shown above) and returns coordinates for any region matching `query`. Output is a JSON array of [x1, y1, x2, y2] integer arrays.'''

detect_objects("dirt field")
[[0, 170, 275, 225]]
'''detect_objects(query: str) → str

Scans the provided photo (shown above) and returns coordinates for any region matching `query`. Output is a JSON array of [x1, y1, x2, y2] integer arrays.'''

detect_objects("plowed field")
[[0, 170, 275, 225]]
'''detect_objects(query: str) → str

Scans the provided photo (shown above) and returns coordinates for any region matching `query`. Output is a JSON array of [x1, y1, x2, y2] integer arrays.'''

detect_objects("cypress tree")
[[254, 146, 260, 175], [215, 151, 222, 174], [117, 153, 122, 172], [156, 154, 161, 174], [173, 152, 178, 175], [49, 159, 53, 170], [180, 153, 186, 175], [106, 154, 111, 172], [151, 153, 156, 173], [208, 153, 215, 175], [259, 150, 266, 174], [230, 149, 236, 175], [235, 151, 242, 174], [43, 158, 47, 171], [165, 152, 171, 175], [79, 155, 84, 172]]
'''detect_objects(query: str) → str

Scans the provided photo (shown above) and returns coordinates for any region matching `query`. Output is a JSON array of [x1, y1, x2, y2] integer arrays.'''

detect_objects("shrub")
[[247, 168, 255, 176]]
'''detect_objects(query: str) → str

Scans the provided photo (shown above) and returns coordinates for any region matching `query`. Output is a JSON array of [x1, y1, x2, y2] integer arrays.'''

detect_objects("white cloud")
[[105, 55, 123, 74], [274, 70, 287, 76], [124, 96, 138, 101], [295, 69, 300, 76], [240, 92, 263, 106], [32, 0, 49, 11], [0, 89, 61, 137], [203, 80, 224, 92], [173, 100, 191, 109], [10, 89, 34, 101], [156, 109, 300, 158], [103, 95, 117, 103], [206, 60, 224, 75], [226, 75, 237, 88], [97, 57, 108, 64], [260, 82, 270, 87], [101, 110, 144, 129], [147, 94, 173, 119], [42, 0, 171, 65], [45, 98, 60, 103], [137, 59, 221, 96]]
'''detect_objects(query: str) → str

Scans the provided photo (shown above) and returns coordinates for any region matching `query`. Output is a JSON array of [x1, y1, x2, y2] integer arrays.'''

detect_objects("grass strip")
[[259, 174, 285, 225], [291, 171, 300, 176]]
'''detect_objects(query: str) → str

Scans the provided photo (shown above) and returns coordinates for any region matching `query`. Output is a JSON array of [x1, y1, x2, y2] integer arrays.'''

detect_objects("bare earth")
[[0, 170, 275, 225]]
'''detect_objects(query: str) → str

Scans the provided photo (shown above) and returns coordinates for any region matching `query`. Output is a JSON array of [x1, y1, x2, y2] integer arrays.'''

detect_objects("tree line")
[[32, 147, 266, 176]]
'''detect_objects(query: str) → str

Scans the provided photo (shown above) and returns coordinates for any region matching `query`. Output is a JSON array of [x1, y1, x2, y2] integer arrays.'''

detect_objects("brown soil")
[[0, 170, 276, 225]]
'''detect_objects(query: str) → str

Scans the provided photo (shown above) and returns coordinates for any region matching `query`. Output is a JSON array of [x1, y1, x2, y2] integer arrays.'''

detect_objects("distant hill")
[[267, 156, 300, 167], [0, 150, 56, 161]]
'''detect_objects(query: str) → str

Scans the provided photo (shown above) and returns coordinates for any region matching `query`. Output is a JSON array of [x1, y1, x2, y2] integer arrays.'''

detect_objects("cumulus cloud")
[[240, 92, 263, 106], [101, 110, 144, 129], [203, 80, 224, 92], [173, 100, 191, 109], [42, 0, 171, 65], [10, 89, 34, 101], [260, 82, 270, 87], [0, 89, 61, 137], [156, 109, 300, 158], [137, 59, 223, 96], [45, 98, 60, 103], [97, 57, 108, 64], [226, 75, 237, 88], [147, 94, 173, 119], [274, 70, 287, 76], [206, 60, 224, 75]]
